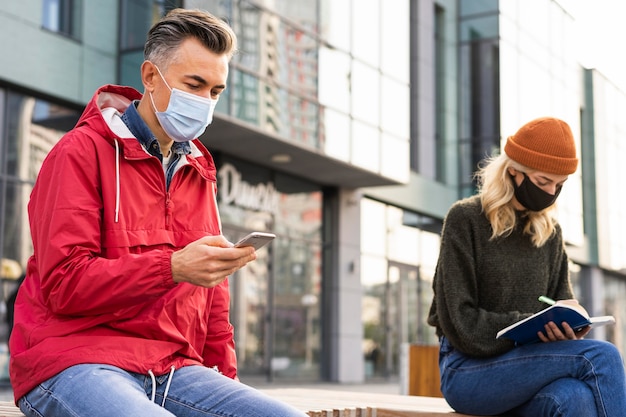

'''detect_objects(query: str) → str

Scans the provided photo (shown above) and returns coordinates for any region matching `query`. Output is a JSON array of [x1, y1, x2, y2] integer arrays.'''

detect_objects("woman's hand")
[[538, 321, 591, 342]]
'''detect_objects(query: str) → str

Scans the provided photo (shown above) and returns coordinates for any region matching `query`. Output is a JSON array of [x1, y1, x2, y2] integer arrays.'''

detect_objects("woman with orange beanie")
[[428, 117, 626, 416]]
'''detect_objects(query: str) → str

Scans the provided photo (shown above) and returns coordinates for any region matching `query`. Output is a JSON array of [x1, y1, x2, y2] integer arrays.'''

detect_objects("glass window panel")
[[351, 0, 380, 66], [351, 121, 380, 172], [321, 108, 350, 161], [230, 5, 318, 99], [318, 47, 350, 112], [0, 180, 31, 273], [320, 0, 350, 50], [351, 61, 380, 125], [517, 57, 551, 118], [386, 206, 419, 265], [361, 254, 387, 287], [119, 50, 144, 91], [381, 77, 409, 138], [42, 0, 82, 39], [230, 69, 259, 125], [6, 92, 80, 183], [380, 133, 409, 183], [0, 90, 81, 340], [233, 2, 261, 69], [380, 0, 409, 83], [119, 0, 153, 50], [360, 198, 386, 256], [42, 0, 62, 32], [603, 275, 626, 354], [460, 0, 498, 17], [518, 0, 550, 44], [518, 30, 549, 73], [272, 0, 319, 34], [459, 15, 499, 42]]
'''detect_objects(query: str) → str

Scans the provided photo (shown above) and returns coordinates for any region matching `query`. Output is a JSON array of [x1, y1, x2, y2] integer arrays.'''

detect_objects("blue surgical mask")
[[149, 65, 218, 142]]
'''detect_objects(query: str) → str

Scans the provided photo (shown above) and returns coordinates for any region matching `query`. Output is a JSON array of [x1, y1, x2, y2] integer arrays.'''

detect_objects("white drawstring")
[[162, 366, 175, 407], [114, 139, 120, 223], [213, 183, 222, 234], [148, 366, 176, 407], [148, 370, 157, 403]]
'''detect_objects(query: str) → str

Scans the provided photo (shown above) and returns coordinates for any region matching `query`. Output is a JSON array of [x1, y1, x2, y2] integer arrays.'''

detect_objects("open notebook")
[[496, 303, 615, 346]]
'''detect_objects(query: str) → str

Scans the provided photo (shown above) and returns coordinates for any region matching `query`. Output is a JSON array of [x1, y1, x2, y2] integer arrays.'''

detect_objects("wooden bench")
[[0, 401, 23, 417], [0, 388, 481, 417], [261, 388, 482, 416]]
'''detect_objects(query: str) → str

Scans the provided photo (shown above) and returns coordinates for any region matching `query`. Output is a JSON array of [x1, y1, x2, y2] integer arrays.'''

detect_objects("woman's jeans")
[[18, 364, 308, 417], [439, 337, 626, 417]]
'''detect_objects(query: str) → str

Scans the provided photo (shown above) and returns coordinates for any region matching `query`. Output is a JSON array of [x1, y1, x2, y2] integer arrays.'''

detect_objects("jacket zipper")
[[165, 191, 172, 228]]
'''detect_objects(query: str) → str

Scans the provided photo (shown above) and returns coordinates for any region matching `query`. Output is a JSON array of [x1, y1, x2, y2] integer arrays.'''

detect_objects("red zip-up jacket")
[[9, 85, 237, 402]]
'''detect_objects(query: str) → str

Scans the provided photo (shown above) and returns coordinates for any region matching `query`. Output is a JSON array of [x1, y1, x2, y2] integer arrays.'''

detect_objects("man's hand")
[[171, 235, 257, 287]]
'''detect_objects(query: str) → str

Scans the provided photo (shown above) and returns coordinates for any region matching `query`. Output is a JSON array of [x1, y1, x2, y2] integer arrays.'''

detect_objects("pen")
[[538, 295, 556, 306]]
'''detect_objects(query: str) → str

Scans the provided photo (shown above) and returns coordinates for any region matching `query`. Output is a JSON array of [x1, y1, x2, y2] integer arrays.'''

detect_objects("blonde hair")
[[476, 153, 557, 247]]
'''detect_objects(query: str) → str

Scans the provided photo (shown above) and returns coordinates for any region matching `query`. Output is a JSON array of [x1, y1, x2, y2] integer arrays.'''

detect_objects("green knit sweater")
[[427, 195, 573, 357]]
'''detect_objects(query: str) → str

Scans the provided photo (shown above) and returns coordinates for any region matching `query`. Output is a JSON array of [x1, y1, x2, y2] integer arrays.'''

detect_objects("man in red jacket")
[[9, 8, 306, 417]]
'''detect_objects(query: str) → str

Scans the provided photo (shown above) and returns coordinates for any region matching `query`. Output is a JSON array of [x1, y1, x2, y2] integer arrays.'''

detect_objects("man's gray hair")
[[144, 8, 237, 68]]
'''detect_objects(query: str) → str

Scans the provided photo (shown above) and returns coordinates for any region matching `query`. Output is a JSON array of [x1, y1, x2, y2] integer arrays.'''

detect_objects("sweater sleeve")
[[428, 201, 526, 357], [546, 224, 575, 301]]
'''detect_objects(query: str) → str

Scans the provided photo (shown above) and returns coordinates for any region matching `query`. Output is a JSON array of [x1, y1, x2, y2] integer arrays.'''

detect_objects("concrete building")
[[0, 0, 624, 388]]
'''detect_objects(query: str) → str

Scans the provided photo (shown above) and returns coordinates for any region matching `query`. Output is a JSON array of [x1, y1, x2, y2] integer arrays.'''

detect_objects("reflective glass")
[[351, 60, 380, 125], [380, 77, 409, 138], [380, 133, 410, 183], [0, 90, 80, 350], [351, 121, 380, 172], [360, 199, 442, 379], [380, 0, 409, 83], [119, 0, 153, 49], [351, 0, 380, 66], [319, 0, 350, 50], [318, 47, 350, 112], [459, 14, 499, 42], [603, 275, 626, 355], [459, 0, 498, 17], [219, 158, 322, 381], [321, 108, 350, 161]]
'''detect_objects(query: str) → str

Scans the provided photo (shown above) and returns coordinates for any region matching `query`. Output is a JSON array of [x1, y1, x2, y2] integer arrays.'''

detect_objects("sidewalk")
[[246, 376, 402, 395]]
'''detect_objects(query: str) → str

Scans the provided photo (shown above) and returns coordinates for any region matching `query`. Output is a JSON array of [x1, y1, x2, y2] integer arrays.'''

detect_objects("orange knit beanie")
[[504, 117, 578, 175]]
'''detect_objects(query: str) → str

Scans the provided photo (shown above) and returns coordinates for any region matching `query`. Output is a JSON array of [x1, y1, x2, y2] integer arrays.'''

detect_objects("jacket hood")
[[76, 84, 143, 145], [73, 84, 216, 178]]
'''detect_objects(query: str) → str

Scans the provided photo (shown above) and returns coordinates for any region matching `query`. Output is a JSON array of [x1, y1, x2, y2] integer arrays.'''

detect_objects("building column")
[[325, 188, 364, 383]]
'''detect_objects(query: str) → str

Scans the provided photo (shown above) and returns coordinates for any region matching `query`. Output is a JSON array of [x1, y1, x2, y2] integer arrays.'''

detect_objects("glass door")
[[362, 261, 418, 379]]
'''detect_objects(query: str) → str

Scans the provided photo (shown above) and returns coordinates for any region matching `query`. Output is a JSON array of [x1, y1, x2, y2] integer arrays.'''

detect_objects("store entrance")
[[216, 157, 323, 383], [363, 261, 419, 379], [226, 228, 322, 383]]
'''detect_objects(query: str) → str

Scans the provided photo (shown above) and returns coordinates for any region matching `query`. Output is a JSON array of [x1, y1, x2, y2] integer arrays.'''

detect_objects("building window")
[[434, 4, 446, 181], [42, 0, 82, 40]]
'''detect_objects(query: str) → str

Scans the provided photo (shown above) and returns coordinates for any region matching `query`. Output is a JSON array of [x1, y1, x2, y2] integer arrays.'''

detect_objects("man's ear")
[[140, 61, 157, 92]]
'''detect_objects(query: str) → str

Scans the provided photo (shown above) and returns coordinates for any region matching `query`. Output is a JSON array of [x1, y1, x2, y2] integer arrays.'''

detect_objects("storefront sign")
[[218, 163, 280, 214]]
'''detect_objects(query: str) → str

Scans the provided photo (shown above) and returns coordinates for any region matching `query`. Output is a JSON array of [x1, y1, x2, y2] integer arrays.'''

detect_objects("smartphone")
[[234, 232, 276, 250]]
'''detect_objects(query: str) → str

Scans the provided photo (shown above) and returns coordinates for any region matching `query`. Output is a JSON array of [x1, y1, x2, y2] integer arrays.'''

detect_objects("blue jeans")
[[439, 336, 626, 417], [18, 364, 308, 417]]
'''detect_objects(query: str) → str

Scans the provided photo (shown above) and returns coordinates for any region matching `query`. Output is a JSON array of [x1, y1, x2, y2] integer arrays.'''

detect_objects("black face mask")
[[511, 172, 561, 212]]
